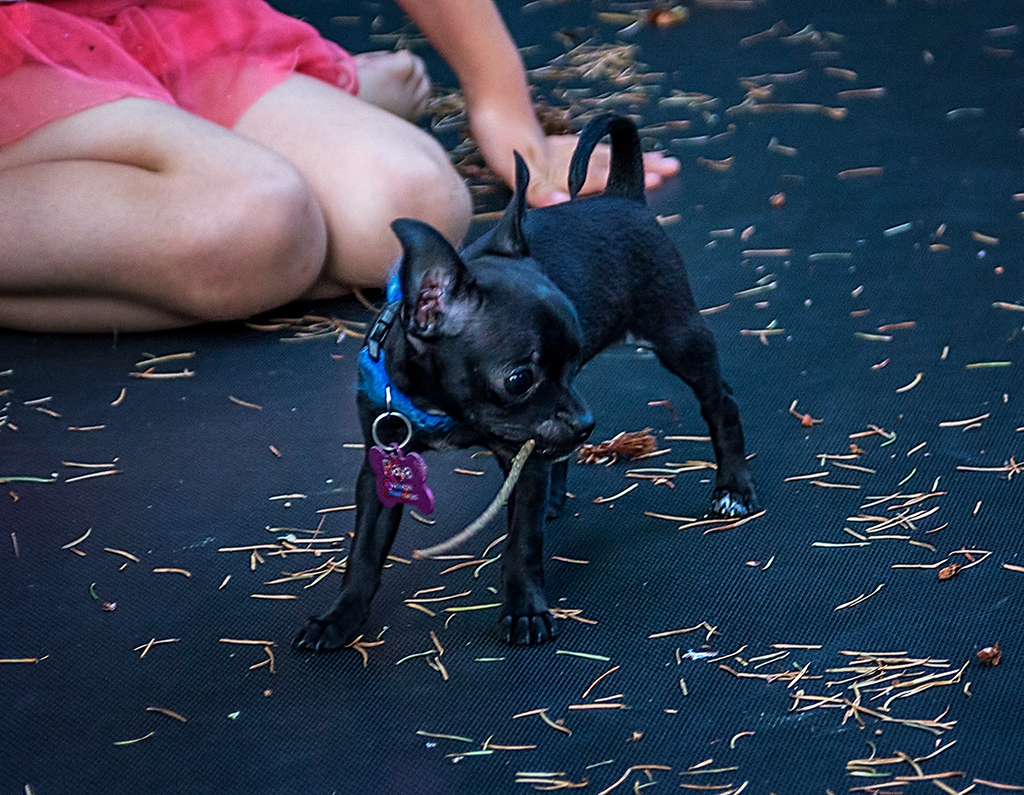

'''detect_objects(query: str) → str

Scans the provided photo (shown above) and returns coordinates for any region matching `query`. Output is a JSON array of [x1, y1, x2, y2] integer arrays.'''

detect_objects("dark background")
[[2, 1, 1023, 793]]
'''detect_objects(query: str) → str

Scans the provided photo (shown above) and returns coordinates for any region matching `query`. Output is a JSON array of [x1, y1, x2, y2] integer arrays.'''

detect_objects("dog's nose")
[[573, 412, 595, 443], [535, 410, 595, 457], [556, 409, 594, 444]]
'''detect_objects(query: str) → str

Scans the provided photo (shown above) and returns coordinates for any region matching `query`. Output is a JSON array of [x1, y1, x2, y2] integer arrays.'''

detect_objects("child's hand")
[[469, 106, 680, 207], [526, 135, 681, 207]]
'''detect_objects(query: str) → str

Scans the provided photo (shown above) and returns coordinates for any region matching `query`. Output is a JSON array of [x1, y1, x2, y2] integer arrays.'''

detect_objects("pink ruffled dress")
[[0, 0, 359, 145]]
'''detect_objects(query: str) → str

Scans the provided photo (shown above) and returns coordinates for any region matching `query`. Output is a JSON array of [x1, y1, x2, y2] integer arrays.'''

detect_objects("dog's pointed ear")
[[482, 151, 530, 258], [391, 218, 477, 339]]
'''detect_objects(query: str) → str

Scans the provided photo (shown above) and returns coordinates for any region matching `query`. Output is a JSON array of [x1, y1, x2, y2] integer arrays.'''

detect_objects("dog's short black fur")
[[294, 113, 758, 651]]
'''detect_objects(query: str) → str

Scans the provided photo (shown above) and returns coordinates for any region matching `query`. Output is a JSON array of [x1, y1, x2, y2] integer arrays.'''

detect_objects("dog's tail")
[[567, 113, 646, 204]]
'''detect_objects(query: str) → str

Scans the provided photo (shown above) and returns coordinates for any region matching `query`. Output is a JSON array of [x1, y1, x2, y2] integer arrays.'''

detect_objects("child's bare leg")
[[0, 98, 327, 332], [354, 50, 431, 121], [234, 73, 471, 297]]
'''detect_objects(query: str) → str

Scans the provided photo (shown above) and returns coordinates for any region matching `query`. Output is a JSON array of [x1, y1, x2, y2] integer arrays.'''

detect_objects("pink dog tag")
[[368, 445, 435, 514]]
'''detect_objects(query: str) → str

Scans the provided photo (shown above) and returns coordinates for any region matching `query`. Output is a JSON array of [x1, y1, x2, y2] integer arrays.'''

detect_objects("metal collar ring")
[[371, 410, 413, 449]]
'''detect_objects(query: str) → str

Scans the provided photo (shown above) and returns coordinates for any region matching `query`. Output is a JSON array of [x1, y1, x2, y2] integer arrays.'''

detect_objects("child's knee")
[[174, 156, 327, 321], [403, 137, 471, 242], [325, 134, 470, 288]]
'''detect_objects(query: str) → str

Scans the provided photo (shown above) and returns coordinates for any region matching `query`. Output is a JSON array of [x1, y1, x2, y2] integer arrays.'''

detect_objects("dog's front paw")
[[293, 614, 363, 653], [498, 609, 558, 646], [708, 487, 759, 518]]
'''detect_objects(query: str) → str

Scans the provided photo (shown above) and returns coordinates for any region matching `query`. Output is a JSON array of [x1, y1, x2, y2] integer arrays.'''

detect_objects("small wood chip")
[[977, 643, 1002, 665], [578, 429, 658, 464], [938, 563, 962, 580]]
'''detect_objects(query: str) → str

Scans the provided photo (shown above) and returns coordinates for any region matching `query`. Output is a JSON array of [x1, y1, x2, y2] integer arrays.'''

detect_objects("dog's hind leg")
[[647, 319, 758, 517]]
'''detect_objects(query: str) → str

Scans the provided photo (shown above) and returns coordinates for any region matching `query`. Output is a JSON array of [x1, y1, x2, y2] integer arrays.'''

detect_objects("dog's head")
[[389, 155, 594, 458]]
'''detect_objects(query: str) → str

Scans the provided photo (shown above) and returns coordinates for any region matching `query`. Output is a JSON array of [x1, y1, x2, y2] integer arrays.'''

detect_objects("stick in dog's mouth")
[[413, 438, 536, 559]]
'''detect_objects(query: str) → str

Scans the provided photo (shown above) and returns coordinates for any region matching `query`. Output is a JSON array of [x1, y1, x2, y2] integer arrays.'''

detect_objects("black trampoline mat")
[[3, 1, 1024, 793]]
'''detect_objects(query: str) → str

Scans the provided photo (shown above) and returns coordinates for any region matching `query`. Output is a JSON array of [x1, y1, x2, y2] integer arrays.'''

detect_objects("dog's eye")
[[505, 367, 535, 396]]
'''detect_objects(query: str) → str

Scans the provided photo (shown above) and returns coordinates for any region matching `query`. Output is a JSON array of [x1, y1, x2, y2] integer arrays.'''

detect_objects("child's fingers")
[[515, 137, 681, 206], [527, 183, 571, 207]]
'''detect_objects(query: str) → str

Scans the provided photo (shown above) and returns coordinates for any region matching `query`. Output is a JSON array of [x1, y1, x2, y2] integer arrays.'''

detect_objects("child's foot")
[[354, 50, 431, 122]]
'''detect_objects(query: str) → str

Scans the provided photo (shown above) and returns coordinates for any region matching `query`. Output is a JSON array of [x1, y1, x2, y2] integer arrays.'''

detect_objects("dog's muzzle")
[[534, 412, 595, 458]]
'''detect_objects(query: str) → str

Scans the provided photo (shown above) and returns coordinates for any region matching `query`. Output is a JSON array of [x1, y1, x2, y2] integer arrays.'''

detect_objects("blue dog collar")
[[386, 268, 401, 303], [357, 266, 457, 435], [358, 348, 457, 434]]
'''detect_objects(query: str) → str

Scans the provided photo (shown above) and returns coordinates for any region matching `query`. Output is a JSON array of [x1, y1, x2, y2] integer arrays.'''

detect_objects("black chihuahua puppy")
[[294, 113, 757, 652]]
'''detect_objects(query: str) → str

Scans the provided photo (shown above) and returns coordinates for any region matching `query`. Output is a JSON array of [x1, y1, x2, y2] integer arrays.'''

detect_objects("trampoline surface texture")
[[2, 1, 1024, 793]]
